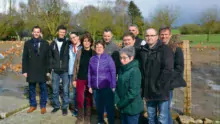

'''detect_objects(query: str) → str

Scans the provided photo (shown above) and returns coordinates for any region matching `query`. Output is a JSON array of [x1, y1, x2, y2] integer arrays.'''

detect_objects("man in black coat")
[[139, 28, 174, 124], [128, 24, 146, 48], [159, 26, 186, 124], [49, 25, 69, 116], [22, 26, 50, 114]]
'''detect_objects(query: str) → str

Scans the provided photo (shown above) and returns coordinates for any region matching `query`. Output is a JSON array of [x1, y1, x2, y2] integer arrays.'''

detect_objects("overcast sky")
[[0, 0, 219, 26]]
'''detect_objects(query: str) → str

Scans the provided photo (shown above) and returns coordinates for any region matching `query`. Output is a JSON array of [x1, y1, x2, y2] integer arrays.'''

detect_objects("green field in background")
[[114, 29, 220, 47]]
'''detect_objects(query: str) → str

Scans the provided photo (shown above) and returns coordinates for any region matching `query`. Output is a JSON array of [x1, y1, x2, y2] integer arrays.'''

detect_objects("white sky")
[[0, 0, 219, 26]]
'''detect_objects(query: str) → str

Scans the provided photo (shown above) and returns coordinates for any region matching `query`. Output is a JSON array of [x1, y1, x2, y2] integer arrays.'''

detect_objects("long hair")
[[168, 36, 177, 53]]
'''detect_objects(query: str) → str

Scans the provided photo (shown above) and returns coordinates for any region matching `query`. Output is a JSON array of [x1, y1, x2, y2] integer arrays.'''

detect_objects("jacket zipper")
[[97, 55, 100, 89], [60, 60, 62, 68]]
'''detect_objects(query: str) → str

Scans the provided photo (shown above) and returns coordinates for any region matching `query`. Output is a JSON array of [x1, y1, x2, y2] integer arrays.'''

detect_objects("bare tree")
[[25, 0, 71, 39], [200, 7, 219, 42], [150, 5, 179, 30]]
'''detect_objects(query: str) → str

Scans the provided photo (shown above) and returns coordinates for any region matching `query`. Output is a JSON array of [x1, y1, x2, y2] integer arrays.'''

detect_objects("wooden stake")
[[182, 40, 192, 115]]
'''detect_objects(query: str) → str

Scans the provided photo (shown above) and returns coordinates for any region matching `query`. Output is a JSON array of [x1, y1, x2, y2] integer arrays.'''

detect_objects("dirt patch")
[[172, 47, 220, 119]]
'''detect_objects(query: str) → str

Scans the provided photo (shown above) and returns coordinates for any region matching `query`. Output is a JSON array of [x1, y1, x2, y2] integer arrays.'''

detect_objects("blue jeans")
[[168, 90, 173, 124], [121, 113, 140, 124], [68, 75, 77, 109], [147, 100, 169, 124], [29, 82, 47, 108], [52, 71, 69, 109]]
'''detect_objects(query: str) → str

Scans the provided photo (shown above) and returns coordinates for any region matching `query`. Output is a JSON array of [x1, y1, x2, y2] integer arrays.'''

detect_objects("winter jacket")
[[22, 39, 50, 82], [49, 38, 69, 73], [139, 40, 174, 101], [88, 53, 116, 89], [115, 60, 144, 115], [104, 41, 120, 55], [170, 47, 186, 89], [134, 36, 143, 48]]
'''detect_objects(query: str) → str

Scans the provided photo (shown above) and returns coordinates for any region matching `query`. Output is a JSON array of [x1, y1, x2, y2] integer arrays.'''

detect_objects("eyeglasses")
[[120, 56, 129, 60], [145, 35, 157, 37]]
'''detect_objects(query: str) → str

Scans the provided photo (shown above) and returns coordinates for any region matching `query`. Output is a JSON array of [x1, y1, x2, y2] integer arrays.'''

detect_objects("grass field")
[[114, 33, 220, 47], [171, 29, 220, 47], [180, 34, 220, 47]]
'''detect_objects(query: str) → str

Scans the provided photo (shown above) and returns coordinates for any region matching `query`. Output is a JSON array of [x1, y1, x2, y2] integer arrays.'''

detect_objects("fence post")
[[182, 40, 192, 115]]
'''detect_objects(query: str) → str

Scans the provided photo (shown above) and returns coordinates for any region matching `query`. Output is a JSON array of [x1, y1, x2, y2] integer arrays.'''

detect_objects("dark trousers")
[[29, 82, 47, 108], [94, 88, 115, 124]]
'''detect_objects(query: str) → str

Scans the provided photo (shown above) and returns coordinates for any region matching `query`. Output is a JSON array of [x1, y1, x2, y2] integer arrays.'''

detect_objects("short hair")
[[123, 31, 135, 40], [56, 25, 67, 32], [70, 31, 80, 36], [32, 26, 41, 32], [81, 33, 94, 46], [128, 24, 139, 30], [94, 41, 105, 48], [146, 28, 158, 35], [159, 26, 171, 34], [103, 28, 112, 33], [119, 46, 135, 58]]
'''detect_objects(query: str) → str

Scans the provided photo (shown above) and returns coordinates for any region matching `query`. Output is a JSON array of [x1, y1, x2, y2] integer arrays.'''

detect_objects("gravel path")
[[0, 106, 122, 124]]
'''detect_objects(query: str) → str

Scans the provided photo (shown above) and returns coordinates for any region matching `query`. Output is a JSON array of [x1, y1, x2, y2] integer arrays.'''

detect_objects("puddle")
[[207, 92, 220, 98], [206, 79, 220, 91]]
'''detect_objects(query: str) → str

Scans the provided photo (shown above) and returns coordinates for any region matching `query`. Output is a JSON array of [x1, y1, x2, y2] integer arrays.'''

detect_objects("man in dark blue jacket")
[[22, 26, 49, 114]]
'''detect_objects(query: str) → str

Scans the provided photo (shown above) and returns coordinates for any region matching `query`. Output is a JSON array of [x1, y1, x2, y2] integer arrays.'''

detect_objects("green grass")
[[113, 30, 220, 47], [171, 29, 181, 35], [180, 34, 220, 47]]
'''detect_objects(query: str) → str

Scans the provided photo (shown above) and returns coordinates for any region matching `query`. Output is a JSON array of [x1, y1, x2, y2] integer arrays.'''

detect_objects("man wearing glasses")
[[139, 28, 174, 124], [68, 32, 82, 116]]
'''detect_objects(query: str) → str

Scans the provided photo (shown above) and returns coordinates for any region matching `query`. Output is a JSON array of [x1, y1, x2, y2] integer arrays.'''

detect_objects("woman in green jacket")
[[115, 46, 144, 124]]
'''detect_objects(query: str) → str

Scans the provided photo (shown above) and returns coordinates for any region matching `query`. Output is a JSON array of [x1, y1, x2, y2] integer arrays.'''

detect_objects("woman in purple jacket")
[[88, 41, 116, 124]]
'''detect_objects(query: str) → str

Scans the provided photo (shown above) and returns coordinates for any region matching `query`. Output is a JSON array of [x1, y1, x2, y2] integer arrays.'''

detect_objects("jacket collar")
[[121, 60, 139, 72], [69, 43, 81, 48], [94, 53, 108, 58], [142, 40, 162, 51], [105, 40, 113, 45]]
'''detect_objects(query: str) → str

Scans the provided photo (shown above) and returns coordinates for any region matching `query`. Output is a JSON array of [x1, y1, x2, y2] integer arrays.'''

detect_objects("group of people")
[[22, 24, 186, 124]]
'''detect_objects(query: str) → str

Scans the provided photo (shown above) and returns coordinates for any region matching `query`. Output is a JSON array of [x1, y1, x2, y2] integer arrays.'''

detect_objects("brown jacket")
[[72, 49, 96, 81]]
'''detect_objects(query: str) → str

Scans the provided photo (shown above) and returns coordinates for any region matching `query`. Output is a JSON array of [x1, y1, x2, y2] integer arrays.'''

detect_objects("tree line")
[[0, 0, 219, 41]]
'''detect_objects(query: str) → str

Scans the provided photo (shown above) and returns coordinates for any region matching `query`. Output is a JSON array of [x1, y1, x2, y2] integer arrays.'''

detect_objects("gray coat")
[[104, 41, 120, 55], [104, 41, 120, 73]]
